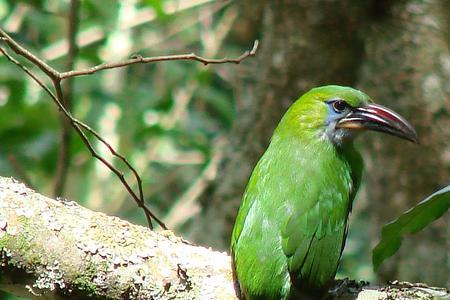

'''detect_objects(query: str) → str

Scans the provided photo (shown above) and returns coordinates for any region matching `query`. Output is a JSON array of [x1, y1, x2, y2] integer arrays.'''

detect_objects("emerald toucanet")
[[231, 85, 418, 300]]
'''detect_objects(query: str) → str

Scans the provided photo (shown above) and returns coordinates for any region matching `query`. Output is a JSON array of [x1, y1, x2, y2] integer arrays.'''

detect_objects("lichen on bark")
[[0, 177, 235, 299]]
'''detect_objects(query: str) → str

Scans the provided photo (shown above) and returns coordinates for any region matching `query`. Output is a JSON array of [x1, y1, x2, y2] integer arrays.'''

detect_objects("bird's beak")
[[336, 103, 419, 143]]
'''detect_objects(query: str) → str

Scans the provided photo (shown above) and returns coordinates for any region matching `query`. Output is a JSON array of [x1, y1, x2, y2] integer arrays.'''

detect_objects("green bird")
[[231, 85, 418, 300]]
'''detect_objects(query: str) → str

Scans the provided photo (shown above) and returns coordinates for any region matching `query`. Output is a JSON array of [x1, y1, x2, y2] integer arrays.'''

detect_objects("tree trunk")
[[357, 0, 450, 286], [187, 0, 449, 287]]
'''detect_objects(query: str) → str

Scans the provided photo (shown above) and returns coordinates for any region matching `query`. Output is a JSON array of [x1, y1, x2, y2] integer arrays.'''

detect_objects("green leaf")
[[372, 185, 450, 271]]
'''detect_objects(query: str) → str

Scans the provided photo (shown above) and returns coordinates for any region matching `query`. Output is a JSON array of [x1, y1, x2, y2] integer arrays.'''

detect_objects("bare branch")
[[0, 23, 258, 231], [0, 45, 164, 230], [54, 0, 80, 197], [0, 28, 59, 78], [0, 177, 235, 299], [0, 32, 163, 229], [59, 40, 259, 79], [0, 47, 59, 102]]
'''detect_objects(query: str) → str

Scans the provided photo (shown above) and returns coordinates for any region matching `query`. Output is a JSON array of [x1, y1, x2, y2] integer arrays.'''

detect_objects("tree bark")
[[0, 176, 448, 300], [187, 0, 449, 287], [357, 0, 450, 286], [0, 177, 235, 299]]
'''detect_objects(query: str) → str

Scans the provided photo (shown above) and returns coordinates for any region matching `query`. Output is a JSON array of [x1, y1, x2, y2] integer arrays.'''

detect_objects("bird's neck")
[[269, 128, 359, 168]]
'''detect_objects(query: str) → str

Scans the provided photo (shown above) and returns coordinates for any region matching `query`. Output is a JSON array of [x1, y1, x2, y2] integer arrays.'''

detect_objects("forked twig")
[[0, 46, 166, 229], [0, 25, 259, 230]]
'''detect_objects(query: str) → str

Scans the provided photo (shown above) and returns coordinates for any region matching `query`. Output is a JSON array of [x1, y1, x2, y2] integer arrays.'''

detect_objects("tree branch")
[[0, 45, 164, 230], [0, 176, 235, 299], [0, 177, 448, 300], [0, 30, 59, 78], [0, 26, 258, 230], [58, 40, 259, 79]]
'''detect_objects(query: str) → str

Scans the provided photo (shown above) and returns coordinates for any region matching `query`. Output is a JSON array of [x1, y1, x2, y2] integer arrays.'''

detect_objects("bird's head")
[[277, 85, 418, 146]]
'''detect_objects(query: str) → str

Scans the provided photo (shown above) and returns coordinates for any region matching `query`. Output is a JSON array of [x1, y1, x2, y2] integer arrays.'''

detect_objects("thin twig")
[[0, 24, 258, 230], [59, 40, 259, 79], [0, 47, 59, 104], [0, 28, 59, 78], [0, 32, 162, 229], [0, 46, 164, 229], [54, 0, 80, 197]]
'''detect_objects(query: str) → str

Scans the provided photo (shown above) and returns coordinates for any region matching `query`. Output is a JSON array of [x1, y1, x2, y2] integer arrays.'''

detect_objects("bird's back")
[[231, 132, 362, 299]]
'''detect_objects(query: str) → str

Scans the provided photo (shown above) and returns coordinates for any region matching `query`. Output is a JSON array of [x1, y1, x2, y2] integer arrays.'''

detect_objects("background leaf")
[[372, 185, 450, 271]]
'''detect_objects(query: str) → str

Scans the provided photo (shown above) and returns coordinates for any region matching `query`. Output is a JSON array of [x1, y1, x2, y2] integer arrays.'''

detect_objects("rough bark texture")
[[186, 0, 449, 288], [0, 177, 448, 300], [0, 177, 235, 299], [357, 0, 450, 286]]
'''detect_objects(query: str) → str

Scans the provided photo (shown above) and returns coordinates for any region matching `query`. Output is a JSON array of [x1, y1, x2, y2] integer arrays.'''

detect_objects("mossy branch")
[[0, 177, 234, 299], [0, 176, 447, 299]]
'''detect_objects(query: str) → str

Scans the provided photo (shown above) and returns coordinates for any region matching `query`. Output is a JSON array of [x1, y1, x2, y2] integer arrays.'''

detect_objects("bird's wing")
[[231, 164, 260, 253], [281, 147, 363, 292], [281, 189, 349, 291], [230, 159, 291, 299]]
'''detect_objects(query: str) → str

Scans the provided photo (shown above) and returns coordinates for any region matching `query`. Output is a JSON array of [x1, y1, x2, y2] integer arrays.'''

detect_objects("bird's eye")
[[332, 100, 347, 113]]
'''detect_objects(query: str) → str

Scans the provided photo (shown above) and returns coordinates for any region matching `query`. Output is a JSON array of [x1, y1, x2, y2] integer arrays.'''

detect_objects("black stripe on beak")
[[336, 103, 419, 143]]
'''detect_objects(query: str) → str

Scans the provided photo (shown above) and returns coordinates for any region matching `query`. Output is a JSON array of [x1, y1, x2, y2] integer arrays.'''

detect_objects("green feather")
[[231, 86, 366, 299]]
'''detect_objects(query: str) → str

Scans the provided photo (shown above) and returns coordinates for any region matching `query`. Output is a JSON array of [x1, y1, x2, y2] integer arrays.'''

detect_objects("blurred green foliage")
[[0, 0, 238, 224], [0, 1, 240, 295]]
